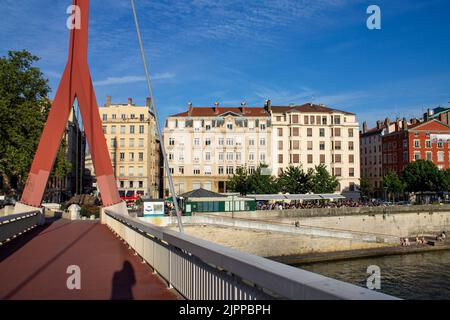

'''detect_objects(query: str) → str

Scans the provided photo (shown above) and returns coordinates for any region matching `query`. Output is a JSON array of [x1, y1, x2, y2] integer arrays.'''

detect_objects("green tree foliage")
[[310, 164, 339, 194], [402, 160, 443, 192], [383, 170, 405, 198], [0, 50, 69, 190], [359, 176, 374, 200], [226, 166, 250, 195], [247, 165, 279, 194], [278, 165, 312, 194]]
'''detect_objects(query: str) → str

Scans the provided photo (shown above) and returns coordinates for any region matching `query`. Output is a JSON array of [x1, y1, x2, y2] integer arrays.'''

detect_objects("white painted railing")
[[104, 210, 399, 300], [0, 211, 41, 244]]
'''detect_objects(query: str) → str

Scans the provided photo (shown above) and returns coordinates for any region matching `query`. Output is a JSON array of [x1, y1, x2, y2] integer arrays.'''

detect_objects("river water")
[[298, 250, 450, 300]]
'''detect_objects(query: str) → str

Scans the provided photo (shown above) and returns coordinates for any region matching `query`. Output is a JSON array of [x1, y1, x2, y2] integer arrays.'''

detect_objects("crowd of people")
[[256, 199, 382, 211]]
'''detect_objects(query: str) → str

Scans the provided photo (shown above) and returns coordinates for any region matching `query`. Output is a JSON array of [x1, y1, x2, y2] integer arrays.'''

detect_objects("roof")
[[180, 188, 227, 199], [408, 119, 450, 131], [271, 103, 355, 115], [171, 107, 270, 118]]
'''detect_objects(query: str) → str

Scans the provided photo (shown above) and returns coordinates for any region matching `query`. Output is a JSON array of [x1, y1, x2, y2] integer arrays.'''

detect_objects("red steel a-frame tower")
[[15, 0, 126, 214]]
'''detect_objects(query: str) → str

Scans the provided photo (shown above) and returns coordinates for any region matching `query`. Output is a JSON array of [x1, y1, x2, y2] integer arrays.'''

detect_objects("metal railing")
[[104, 210, 399, 300], [0, 211, 41, 244]]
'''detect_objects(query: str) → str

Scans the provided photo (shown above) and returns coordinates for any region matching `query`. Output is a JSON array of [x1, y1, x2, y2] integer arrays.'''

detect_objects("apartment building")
[[99, 97, 161, 199], [382, 119, 450, 175], [270, 102, 360, 196], [163, 102, 272, 194], [360, 118, 401, 197]]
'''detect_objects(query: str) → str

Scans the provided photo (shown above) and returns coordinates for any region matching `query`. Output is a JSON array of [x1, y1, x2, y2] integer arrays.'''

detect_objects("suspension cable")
[[130, 0, 184, 233]]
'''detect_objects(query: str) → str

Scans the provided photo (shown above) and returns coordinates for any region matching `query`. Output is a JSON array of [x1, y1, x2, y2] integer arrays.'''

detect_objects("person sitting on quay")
[[404, 237, 411, 246]]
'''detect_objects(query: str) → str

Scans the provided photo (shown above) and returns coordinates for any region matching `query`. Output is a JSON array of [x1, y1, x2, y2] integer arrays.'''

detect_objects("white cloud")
[[93, 73, 175, 86]]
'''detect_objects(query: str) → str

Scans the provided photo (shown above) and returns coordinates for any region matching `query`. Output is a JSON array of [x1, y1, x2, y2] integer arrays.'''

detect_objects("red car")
[[119, 190, 145, 205]]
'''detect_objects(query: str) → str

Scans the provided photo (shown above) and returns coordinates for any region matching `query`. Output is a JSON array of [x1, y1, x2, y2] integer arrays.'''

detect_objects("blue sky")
[[1, 0, 449, 128]]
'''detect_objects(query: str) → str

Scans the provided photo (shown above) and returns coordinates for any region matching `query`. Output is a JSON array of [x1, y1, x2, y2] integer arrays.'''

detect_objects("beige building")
[[99, 97, 161, 199], [269, 102, 360, 197], [163, 102, 272, 194]]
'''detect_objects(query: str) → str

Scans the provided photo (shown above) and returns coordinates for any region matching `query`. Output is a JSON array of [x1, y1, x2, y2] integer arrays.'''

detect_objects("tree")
[[441, 168, 450, 192], [247, 165, 279, 194], [310, 164, 339, 194], [278, 165, 312, 194], [226, 167, 250, 195], [0, 50, 68, 194], [402, 160, 442, 193], [383, 171, 405, 200], [359, 176, 374, 200]]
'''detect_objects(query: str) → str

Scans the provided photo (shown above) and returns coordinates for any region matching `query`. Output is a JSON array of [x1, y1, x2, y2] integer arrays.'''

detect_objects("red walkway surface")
[[0, 219, 181, 300]]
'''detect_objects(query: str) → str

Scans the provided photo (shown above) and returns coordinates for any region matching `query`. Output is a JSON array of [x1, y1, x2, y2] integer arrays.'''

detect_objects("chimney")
[[376, 120, 382, 129], [214, 101, 219, 115], [128, 98, 133, 106], [106, 95, 111, 107], [362, 121, 368, 133], [146, 97, 151, 107], [439, 112, 446, 123], [410, 118, 418, 125], [384, 117, 391, 127], [264, 99, 272, 112], [241, 100, 246, 113], [188, 102, 193, 116], [402, 117, 408, 130]]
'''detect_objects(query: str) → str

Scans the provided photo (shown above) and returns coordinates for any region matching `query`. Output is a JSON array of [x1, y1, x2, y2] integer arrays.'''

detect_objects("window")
[[438, 151, 444, 162], [414, 152, 421, 161], [334, 168, 342, 177], [278, 141, 283, 150], [139, 181, 144, 188], [138, 166, 144, 177], [168, 153, 174, 161], [260, 123, 266, 131], [227, 123, 233, 130], [227, 138, 233, 146], [260, 153, 266, 163], [278, 154, 283, 164], [121, 114, 126, 120], [111, 126, 116, 134], [112, 114, 117, 120], [226, 166, 234, 175], [292, 140, 300, 150], [169, 138, 175, 146], [129, 138, 134, 147], [292, 115, 299, 124], [307, 141, 313, 150], [334, 128, 341, 137], [102, 126, 107, 134], [414, 140, 420, 148], [119, 153, 125, 161], [260, 138, 266, 146], [307, 128, 312, 137], [139, 125, 144, 134], [193, 167, 201, 175], [349, 154, 354, 163], [129, 152, 134, 161], [277, 128, 283, 137], [205, 124, 211, 131], [304, 116, 309, 124], [218, 138, 224, 145], [139, 152, 144, 161], [227, 152, 233, 161], [334, 154, 342, 163], [102, 114, 107, 121], [426, 140, 431, 148], [349, 141, 354, 151], [333, 115, 341, 125], [194, 138, 200, 146], [236, 153, 242, 162], [249, 153, 255, 161], [310, 116, 315, 124], [120, 181, 124, 188], [204, 166, 212, 175], [111, 138, 117, 148], [307, 154, 313, 164], [349, 168, 355, 177], [219, 152, 224, 161], [348, 129, 354, 137], [205, 152, 211, 161], [130, 125, 135, 134], [292, 154, 300, 163], [319, 128, 325, 137], [130, 114, 135, 120], [140, 114, 145, 121], [120, 138, 125, 148], [292, 128, 300, 136], [205, 138, 211, 146], [333, 141, 342, 150], [438, 141, 444, 148], [120, 125, 125, 134], [218, 167, 224, 175], [249, 139, 255, 146], [119, 166, 124, 176], [129, 167, 134, 176], [322, 116, 327, 125], [319, 141, 325, 151], [320, 154, 325, 164], [139, 138, 144, 148]]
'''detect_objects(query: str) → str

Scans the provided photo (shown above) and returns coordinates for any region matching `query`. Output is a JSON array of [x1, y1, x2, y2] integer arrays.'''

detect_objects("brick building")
[[382, 119, 450, 176]]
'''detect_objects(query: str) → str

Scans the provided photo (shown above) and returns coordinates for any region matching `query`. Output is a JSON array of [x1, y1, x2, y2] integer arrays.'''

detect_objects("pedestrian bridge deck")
[[0, 219, 181, 300]]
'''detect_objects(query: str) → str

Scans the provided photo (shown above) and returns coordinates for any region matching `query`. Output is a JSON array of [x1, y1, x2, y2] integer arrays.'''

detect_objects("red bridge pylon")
[[17, 0, 124, 212]]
